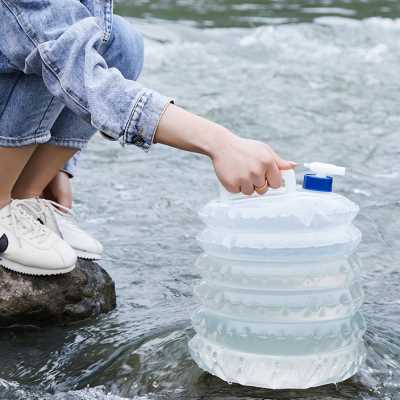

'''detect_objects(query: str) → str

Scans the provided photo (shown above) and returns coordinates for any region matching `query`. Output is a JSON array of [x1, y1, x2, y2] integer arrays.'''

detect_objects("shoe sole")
[[0, 257, 76, 276], [74, 249, 102, 261]]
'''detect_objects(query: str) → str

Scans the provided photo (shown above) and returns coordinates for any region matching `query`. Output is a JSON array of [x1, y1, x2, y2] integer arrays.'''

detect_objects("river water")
[[1, 1, 400, 399]]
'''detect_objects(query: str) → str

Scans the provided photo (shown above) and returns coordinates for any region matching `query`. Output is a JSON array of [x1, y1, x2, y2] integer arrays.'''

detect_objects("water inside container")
[[189, 168, 366, 389]]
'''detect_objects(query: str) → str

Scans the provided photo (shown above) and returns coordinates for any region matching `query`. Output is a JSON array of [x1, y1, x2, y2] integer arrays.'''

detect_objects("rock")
[[0, 259, 116, 327]]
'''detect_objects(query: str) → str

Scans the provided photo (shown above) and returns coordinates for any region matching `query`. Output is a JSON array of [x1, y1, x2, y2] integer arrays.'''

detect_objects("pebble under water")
[[1, 1, 400, 399]]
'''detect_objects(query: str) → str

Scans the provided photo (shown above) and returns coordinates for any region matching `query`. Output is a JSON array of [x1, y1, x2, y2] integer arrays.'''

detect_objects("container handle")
[[219, 169, 297, 201], [281, 169, 297, 193]]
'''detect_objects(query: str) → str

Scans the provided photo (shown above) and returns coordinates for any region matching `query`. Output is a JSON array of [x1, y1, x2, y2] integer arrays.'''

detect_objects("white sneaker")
[[17, 198, 103, 260], [0, 200, 77, 275]]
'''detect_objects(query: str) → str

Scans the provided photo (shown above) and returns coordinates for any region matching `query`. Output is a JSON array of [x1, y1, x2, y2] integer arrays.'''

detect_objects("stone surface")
[[0, 259, 116, 327]]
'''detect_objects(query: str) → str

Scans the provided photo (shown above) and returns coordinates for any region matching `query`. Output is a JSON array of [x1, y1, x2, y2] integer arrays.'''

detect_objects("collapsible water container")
[[189, 163, 366, 389]]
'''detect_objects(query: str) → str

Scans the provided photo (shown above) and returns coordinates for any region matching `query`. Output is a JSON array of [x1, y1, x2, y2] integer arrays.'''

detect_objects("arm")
[[0, 1, 294, 195], [0, 0, 169, 149], [155, 105, 296, 195]]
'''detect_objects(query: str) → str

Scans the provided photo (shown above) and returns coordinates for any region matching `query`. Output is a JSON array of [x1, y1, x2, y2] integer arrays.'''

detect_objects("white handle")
[[219, 169, 297, 201], [281, 169, 297, 193]]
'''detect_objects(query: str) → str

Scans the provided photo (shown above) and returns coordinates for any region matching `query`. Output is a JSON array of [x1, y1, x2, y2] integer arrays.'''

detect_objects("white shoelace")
[[0, 200, 50, 247], [47, 200, 76, 219], [17, 198, 78, 233], [22, 197, 73, 217]]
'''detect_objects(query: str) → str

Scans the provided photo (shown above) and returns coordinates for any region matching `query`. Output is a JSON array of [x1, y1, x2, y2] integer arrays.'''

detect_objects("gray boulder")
[[0, 259, 116, 327]]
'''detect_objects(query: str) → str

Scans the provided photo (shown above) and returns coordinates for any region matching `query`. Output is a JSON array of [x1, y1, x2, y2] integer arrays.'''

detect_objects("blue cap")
[[303, 174, 333, 192]]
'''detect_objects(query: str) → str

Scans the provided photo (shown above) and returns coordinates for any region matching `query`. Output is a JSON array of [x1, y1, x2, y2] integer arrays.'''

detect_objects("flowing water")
[[1, 1, 400, 399]]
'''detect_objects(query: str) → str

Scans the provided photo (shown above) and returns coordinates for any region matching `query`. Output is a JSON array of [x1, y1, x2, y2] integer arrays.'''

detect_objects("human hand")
[[154, 104, 295, 195], [210, 134, 296, 195], [42, 171, 73, 209]]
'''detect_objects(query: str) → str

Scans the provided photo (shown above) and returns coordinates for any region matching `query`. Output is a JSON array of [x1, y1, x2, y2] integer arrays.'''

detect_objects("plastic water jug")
[[189, 163, 366, 389]]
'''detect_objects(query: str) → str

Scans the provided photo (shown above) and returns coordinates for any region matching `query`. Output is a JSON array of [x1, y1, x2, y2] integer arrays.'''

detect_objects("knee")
[[104, 15, 144, 81]]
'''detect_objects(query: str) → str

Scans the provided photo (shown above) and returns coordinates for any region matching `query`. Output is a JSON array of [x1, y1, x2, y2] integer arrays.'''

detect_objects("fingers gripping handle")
[[219, 169, 297, 201]]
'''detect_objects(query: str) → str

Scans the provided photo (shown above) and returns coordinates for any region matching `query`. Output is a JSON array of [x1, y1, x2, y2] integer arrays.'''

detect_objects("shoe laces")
[[25, 198, 81, 235], [1, 200, 51, 247], [48, 200, 79, 232], [18, 197, 76, 226], [47, 200, 75, 219]]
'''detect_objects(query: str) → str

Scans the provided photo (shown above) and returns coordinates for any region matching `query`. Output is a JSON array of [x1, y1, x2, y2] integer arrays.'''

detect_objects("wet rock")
[[0, 259, 116, 327]]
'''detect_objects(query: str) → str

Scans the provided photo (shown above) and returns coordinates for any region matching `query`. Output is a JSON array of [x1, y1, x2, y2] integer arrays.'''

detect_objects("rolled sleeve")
[[0, 0, 173, 153], [61, 151, 80, 178], [122, 89, 173, 150]]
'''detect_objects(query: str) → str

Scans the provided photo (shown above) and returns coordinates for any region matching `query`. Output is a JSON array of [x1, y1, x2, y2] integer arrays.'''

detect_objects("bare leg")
[[0, 145, 37, 208], [42, 171, 73, 209], [12, 144, 77, 200]]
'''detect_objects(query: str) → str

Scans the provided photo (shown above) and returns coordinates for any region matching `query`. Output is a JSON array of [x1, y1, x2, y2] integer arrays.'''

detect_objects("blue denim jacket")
[[0, 0, 171, 151]]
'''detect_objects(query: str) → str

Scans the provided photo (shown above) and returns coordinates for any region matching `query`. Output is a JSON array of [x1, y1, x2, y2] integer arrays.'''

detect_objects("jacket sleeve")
[[0, 0, 171, 150]]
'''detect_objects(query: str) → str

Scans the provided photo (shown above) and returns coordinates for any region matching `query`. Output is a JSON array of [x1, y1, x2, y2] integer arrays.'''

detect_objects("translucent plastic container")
[[189, 167, 366, 389]]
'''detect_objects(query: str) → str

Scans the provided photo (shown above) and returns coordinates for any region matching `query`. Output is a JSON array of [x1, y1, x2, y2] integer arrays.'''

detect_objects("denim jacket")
[[0, 0, 171, 151]]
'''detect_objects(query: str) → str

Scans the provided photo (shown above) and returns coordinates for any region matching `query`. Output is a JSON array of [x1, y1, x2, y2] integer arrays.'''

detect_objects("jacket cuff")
[[122, 89, 173, 151]]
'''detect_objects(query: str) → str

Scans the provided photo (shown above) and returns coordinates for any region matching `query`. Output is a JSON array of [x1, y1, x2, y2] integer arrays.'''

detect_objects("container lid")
[[303, 174, 333, 192], [302, 162, 346, 193]]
